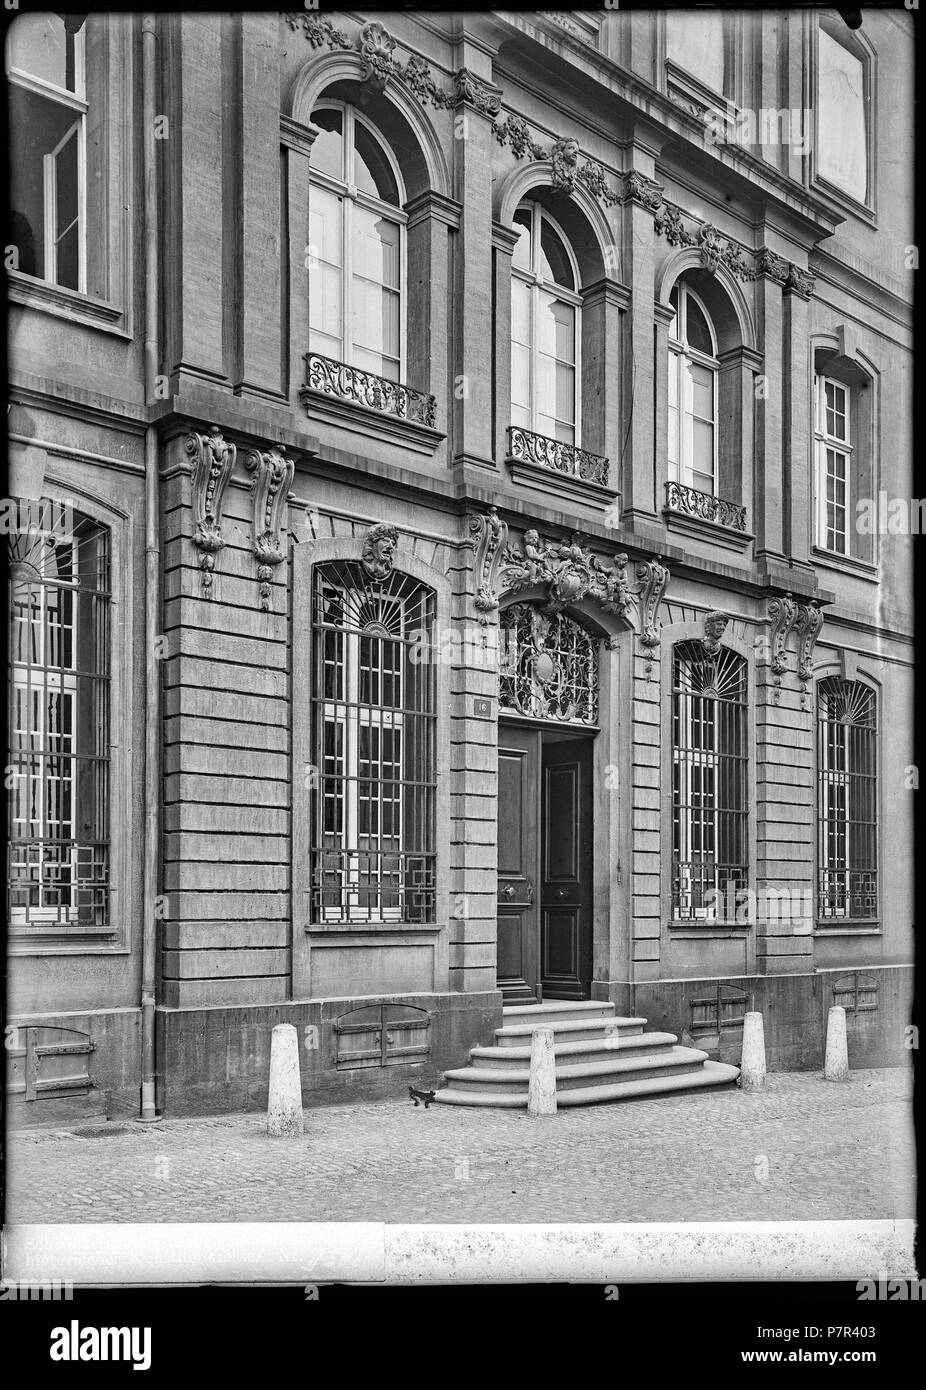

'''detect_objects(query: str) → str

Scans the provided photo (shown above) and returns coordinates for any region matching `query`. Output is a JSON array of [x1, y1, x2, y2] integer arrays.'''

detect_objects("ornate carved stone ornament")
[[468, 507, 509, 625], [702, 610, 730, 655], [498, 529, 633, 621], [454, 68, 502, 118], [185, 426, 237, 592], [550, 136, 581, 197], [636, 555, 670, 648], [793, 600, 825, 707], [361, 522, 400, 583], [767, 592, 799, 675], [358, 21, 395, 95], [245, 446, 295, 612]]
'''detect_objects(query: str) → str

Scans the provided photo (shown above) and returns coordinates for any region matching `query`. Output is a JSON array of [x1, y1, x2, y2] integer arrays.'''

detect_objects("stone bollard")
[[824, 1005, 850, 1082], [739, 1011, 767, 1093], [267, 1023, 304, 1137], [527, 1027, 557, 1117]]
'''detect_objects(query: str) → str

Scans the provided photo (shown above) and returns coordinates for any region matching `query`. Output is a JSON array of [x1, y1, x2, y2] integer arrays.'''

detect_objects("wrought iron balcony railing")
[[507, 425, 610, 487], [303, 352, 437, 429], [664, 480, 747, 533]]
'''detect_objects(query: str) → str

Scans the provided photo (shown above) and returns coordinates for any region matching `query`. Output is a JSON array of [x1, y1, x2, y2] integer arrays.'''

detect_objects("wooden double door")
[[496, 722, 594, 1002]]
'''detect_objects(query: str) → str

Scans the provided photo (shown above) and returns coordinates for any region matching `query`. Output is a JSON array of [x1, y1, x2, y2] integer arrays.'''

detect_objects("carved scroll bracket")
[[185, 426, 237, 594], [467, 507, 509, 625], [245, 446, 295, 612], [765, 592, 799, 703], [635, 555, 670, 656], [794, 600, 825, 708]]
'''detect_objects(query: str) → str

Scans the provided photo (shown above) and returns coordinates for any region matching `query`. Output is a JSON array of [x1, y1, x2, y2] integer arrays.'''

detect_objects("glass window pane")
[[555, 361, 576, 424], [666, 12, 725, 93], [537, 293, 574, 361], [55, 218, 79, 291], [511, 277, 531, 346], [309, 186, 343, 266], [8, 84, 80, 282], [353, 206, 400, 288], [685, 295, 714, 355], [539, 217, 574, 290], [55, 123, 79, 231], [669, 285, 680, 338], [689, 361, 714, 420], [352, 279, 400, 359], [511, 342, 530, 413], [7, 13, 77, 93], [817, 29, 867, 201], [353, 120, 400, 205], [691, 418, 714, 479], [512, 208, 532, 272], [668, 403, 679, 467], [310, 107, 344, 180]]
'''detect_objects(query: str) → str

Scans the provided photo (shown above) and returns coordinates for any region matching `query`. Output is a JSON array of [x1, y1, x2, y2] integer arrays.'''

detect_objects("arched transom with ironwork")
[[499, 603, 599, 725]]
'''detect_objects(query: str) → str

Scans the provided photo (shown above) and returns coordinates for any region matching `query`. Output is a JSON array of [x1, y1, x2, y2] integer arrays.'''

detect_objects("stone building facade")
[[5, 9, 915, 1121]]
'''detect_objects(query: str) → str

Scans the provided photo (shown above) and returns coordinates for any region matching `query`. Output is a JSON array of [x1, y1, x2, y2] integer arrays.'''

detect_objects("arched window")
[[308, 102, 405, 381], [668, 282, 719, 498], [817, 677, 878, 921], [310, 560, 435, 923], [499, 604, 599, 726], [7, 503, 110, 929], [672, 641, 747, 920], [510, 202, 582, 446]]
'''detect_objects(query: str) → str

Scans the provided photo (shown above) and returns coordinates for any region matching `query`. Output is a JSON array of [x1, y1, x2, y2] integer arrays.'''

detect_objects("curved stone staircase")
[[433, 1000, 739, 1108]]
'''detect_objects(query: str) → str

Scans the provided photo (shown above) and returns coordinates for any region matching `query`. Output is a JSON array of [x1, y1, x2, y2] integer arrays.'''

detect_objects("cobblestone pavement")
[[5, 1068, 915, 1226]]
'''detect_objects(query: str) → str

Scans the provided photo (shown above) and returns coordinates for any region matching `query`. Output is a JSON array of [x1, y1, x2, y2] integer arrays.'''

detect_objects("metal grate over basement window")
[[310, 559, 437, 924], [7, 504, 111, 932]]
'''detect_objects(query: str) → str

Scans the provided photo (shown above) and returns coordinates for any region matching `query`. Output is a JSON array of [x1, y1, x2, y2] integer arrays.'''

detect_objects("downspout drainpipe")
[[140, 12, 161, 1122]]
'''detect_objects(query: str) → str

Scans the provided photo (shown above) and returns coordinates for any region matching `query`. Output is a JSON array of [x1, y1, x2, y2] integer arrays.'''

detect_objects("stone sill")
[[304, 922, 442, 935], [814, 924, 882, 937], [811, 547, 880, 582], [667, 920, 751, 935], [299, 387, 445, 457], [506, 455, 616, 509], [8, 271, 129, 338], [662, 507, 753, 553], [8, 930, 128, 956]]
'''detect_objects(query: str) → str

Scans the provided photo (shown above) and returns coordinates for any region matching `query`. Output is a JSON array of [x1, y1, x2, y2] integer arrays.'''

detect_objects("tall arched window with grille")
[[7, 505, 110, 930], [667, 282, 719, 498], [671, 641, 748, 920], [817, 677, 878, 921], [510, 201, 582, 446], [310, 560, 436, 924], [308, 101, 406, 381]]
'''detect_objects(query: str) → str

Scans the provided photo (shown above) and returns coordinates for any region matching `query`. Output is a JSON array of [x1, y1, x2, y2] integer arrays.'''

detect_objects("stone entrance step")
[[432, 999, 740, 1109]]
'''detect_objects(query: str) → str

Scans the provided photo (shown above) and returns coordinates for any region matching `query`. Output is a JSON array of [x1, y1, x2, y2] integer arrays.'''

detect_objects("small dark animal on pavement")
[[409, 1086, 436, 1109]]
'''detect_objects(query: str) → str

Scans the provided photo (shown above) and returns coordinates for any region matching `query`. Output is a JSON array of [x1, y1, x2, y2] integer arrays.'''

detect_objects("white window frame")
[[320, 584, 405, 924], [6, 21, 88, 293], [668, 283, 719, 496], [510, 200, 583, 447], [814, 374, 853, 556], [308, 100, 407, 382]]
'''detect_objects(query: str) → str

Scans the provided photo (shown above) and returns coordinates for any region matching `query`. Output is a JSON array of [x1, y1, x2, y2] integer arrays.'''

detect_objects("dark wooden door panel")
[[496, 724, 540, 1001], [541, 739, 593, 999]]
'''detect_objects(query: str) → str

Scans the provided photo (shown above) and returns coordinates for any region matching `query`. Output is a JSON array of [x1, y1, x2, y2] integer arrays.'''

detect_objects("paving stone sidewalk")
[[5, 1068, 915, 1226]]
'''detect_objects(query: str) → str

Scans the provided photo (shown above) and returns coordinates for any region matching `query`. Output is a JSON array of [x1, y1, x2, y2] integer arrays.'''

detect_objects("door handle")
[[502, 884, 516, 899], [556, 888, 567, 899]]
